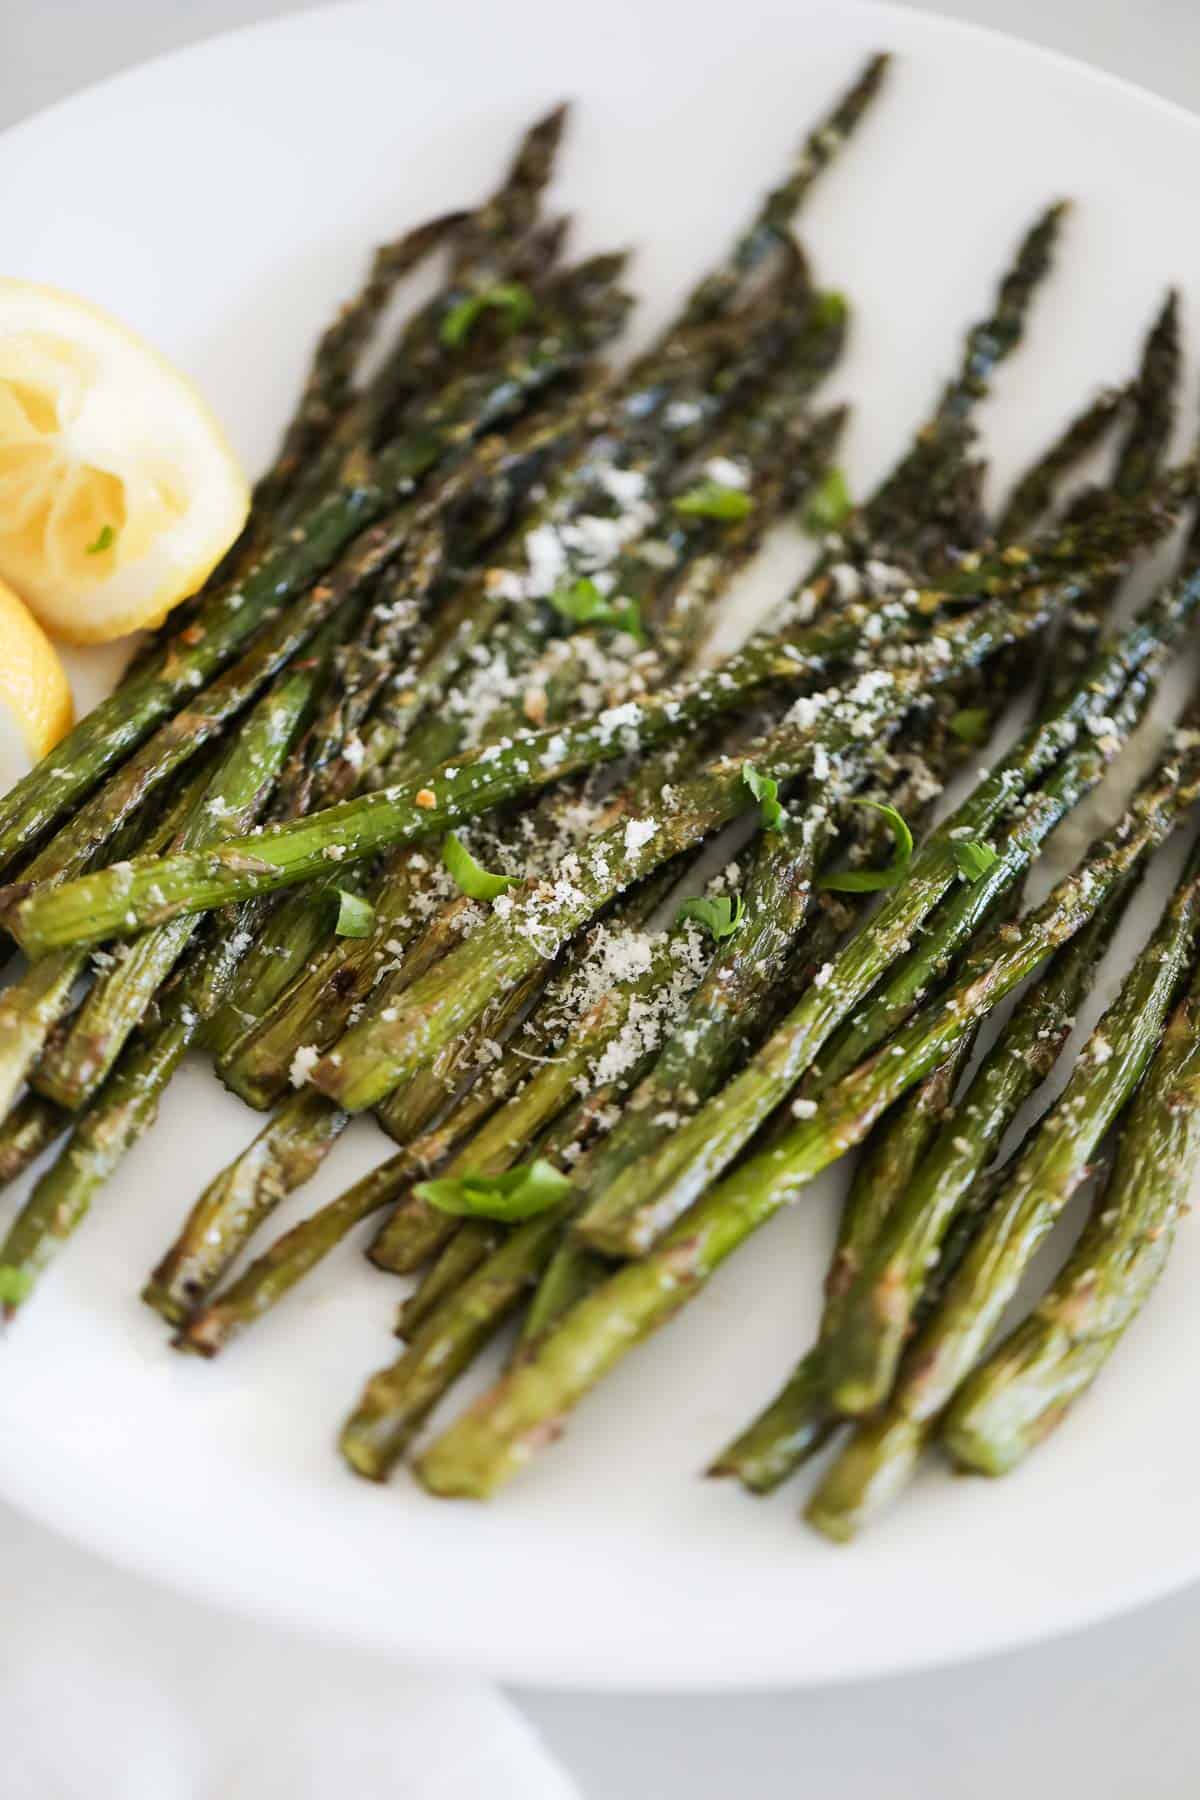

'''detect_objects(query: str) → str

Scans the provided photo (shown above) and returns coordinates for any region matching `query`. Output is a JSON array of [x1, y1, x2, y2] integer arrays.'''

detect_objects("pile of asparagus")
[[3, 50, 1200, 1543]]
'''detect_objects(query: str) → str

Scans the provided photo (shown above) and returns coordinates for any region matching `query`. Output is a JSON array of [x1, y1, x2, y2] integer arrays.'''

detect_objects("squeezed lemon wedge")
[[0, 574, 73, 772], [0, 278, 249, 643]]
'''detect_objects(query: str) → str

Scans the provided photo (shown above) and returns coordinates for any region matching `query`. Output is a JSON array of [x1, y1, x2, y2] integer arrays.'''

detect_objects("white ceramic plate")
[[3, 0, 1200, 1690]]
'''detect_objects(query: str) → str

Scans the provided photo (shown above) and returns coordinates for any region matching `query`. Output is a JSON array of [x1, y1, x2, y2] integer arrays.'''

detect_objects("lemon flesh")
[[0, 575, 73, 785], [0, 279, 249, 644]]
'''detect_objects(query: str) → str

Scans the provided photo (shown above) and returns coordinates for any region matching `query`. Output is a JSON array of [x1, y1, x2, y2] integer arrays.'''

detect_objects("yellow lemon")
[[0, 574, 73, 769], [0, 278, 249, 644]]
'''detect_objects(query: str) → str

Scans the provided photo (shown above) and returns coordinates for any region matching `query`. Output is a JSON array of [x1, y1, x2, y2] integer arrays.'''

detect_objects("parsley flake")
[[820, 800, 914, 893], [440, 282, 535, 348], [803, 466, 853, 535], [443, 832, 515, 901], [549, 577, 644, 643], [415, 1158, 570, 1222], [673, 481, 753, 522], [676, 892, 745, 942], [949, 707, 990, 746], [953, 838, 1000, 883], [742, 762, 783, 829], [333, 888, 375, 937]]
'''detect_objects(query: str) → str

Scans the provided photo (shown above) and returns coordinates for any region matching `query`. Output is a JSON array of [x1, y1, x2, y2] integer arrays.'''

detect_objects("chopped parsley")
[[443, 831, 515, 901], [673, 480, 753, 522], [676, 892, 745, 942], [333, 889, 375, 937], [0, 1265, 33, 1307], [803, 466, 853, 535], [549, 577, 644, 643], [948, 707, 990, 746], [742, 762, 783, 829], [953, 838, 1000, 883], [440, 281, 535, 348], [415, 1158, 570, 1221], [821, 800, 914, 893]]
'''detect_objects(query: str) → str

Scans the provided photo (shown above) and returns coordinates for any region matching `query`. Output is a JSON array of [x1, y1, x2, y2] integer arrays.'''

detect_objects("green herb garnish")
[[673, 480, 753, 522], [803, 466, 853, 535], [443, 831, 515, 902], [548, 578, 644, 643], [820, 800, 914, 893], [414, 1158, 571, 1222], [334, 889, 375, 938], [811, 289, 849, 329], [952, 838, 1000, 883], [742, 762, 783, 830], [676, 892, 745, 942], [440, 282, 535, 348], [86, 524, 116, 556], [948, 707, 990, 746], [0, 1265, 33, 1307]]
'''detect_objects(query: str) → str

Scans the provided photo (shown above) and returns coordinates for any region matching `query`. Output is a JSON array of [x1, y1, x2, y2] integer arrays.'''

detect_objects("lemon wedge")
[[0, 574, 73, 772], [0, 279, 249, 644]]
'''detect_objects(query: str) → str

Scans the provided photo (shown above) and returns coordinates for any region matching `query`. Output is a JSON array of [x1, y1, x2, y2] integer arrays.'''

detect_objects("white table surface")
[[5, 2, 1200, 1794]]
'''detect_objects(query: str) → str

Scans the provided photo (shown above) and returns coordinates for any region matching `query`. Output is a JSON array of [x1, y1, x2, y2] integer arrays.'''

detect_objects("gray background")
[[4, 3, 1199, 1795]]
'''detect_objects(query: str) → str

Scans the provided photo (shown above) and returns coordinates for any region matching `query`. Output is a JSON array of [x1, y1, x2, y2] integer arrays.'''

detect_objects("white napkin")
[[1, 1503, 580, 1800]]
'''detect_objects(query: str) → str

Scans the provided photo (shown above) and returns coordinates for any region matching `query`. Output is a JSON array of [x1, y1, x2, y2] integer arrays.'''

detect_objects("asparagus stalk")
[[522, 691, 1014, 1357], [143, 1089, 351, 1326], [214, 360, 849, 1105], [19, 468, 1178, 959], [706, 1049, 974, 1494], [942, 942, 1200, 1474], [179, 976, 567, 1356], [29, 608, 349, 1112], [257, 210, 466, 521], [341, 1203, 568, 1481], [807, 625, 1163, 1094], [887, 835, 1200, 1429], [148, 654, 708, 1320], [1110, 290, 1181, 503], [143, 942, 549, 1325], [413, 721, 1200, 1498], [849, 202, 1067, 562], [396, 1223, 505, 1340], [680, 54, 889, 327], [196, 403, 604, 1067], [994, 388, 1128, 543], [260, 100, 570, 526], [767, 308, 1184, 1460], [715, 876, 1136, 1490], [6, 619, 817, 951], [574, 569, 1198, 1257], [1040, 292, 1182, 713], [806, 835, 1200, 1537], [0, 882, 289, 1317], [0, 258, 630, 874], [125, 196, 471, 674], [179, 1150, 449, 1357], [0, 759, 218, 1119], [308, 561, 1096, 1120], [0, 1094, 67, 1189]]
